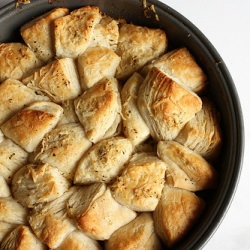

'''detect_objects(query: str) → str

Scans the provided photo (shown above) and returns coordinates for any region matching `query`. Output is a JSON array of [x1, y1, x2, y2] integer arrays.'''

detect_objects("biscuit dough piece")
[[175, 97, 222, 161], [12, 163, 70, 208], [29, 187, 77, 249], [31, 123, 92, 180], [74, 137, 133, 184], [138, 67, 202, 141], [0, 197, 27, 225], [141, 47, 207, 94], [21, 8, 69, 62], [0, 43, 43, 82], [74, 77, 121, 143], [55, 230, 102, 250], [153, 185, 205, 247], [121, 72, 150, 146], [0, 138, 28, 183], [77, 46, 121, 90], [90, 15, 119, 51], [0, 78, 49, 125], [115, 23, 167, 80], [157, 141, 218, 191], [0, 225, 47, 250], [54, 6, 102, 58], [111, 153, 166, 212], [22, 58, 81, 103], [105, 212, 162, 250], [67, 183, 137, 240], [1, 101, 63, 152]]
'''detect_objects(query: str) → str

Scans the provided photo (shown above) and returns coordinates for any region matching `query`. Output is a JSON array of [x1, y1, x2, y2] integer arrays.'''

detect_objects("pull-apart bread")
[[138, 67, 202, 141], [0, 101, 63, 152], [30, 122, 92, 180], [22, 57, 81, 103], [0, 5, 223, 249], [0, 225, 46, 250], [111, 153, 166, 212], [74, 137, 133, 184], [175, 97, 222, 161], [67, 183, 137, 240], [77, 46, 121, 90], [54, 230, 102, 250], [153, 185, 206, 247], [0, 78, 49, 125], [141, 47, 207, 94], [0, 43, 43, 82], [105, 212, 162, 250], [157, 141, 218, 191], [74, 77, 121, 143], [28, 187, 77, 248], [115, 23, 167, 80], [89, 15, 119, 51], [121, 72, 151, 146], [21, 8, 69, 62], [12, 163, 70, 208], [54, 6, 102, 58]]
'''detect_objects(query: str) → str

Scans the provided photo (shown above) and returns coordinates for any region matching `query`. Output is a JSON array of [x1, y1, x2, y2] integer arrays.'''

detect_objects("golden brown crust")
[[74, 77, 121, 143], [0, 197, 28, 225], [138, 67, 202, 141], [28, 187, 77, 248], [21, 8, 69, 62], [67, 184, 137, 240], [12, 163, 70, 208], [74, 136, 133, 184], [0, 225, 47, 250], [175, 97, 222, 161], [0, 101, 63, 152], [55, 230, 101, 250], [141, 47, 207, 94], [0, 43, 43, 82], [111, 153, 166, 211], [22, 58, 81, 103], [77, 46, 121, 90], [153, 185, 205, 247], [54, 6, 102, 58], [31, 123, 92, 180], [0, 78, 49, 125], [105, 213, 162, 250], [157, 141, 218, 191], [115, 23, 167, 80]]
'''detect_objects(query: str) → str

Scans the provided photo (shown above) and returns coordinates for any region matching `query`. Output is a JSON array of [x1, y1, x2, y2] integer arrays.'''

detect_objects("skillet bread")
[[0, 5, 222, 249]]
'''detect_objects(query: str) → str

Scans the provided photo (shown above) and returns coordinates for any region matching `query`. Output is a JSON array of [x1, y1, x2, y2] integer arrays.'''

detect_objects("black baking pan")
[[0, 0, 244, 249]]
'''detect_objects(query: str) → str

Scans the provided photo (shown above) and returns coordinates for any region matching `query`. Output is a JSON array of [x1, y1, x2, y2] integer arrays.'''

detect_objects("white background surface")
[[0, 0, 249, 249]]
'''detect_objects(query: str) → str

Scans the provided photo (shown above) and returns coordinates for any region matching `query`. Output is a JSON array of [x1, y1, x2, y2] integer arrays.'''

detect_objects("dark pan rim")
[[0, 0, 245, 249]]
